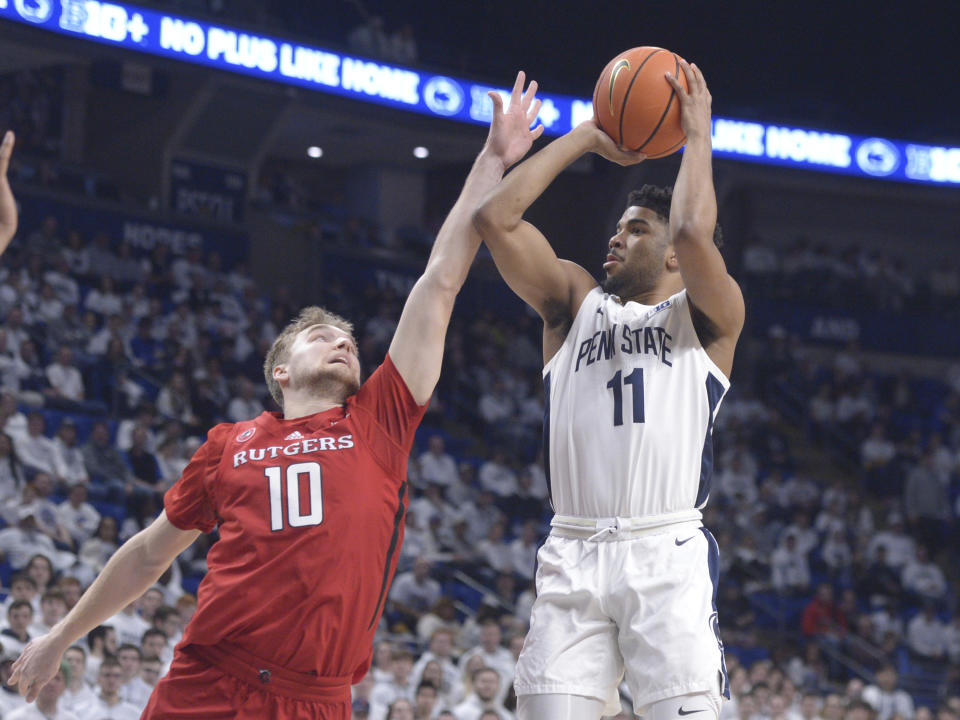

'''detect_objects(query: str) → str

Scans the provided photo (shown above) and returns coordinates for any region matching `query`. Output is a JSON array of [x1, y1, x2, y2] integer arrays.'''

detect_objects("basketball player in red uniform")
[[9, 72, 544, 719]]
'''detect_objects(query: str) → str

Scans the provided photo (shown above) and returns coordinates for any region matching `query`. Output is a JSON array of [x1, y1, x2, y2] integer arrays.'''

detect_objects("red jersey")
[[164, 354, 427, 683]]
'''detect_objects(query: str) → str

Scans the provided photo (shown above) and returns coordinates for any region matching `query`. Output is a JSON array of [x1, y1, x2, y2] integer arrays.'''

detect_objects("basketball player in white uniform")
[[474, 60, 743, 720]]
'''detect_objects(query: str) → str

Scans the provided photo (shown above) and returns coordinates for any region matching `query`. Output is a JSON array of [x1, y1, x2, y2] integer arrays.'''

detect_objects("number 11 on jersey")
[[265, 462, 324, 531], [606, 368, 645, 426]]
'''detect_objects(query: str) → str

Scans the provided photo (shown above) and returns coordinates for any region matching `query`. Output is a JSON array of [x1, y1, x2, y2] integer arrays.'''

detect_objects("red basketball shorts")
[[142, 643, 352, 720]]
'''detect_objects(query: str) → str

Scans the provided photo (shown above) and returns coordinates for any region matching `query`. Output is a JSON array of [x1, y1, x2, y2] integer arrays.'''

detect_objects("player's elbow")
[[473, 198, 519, 240]]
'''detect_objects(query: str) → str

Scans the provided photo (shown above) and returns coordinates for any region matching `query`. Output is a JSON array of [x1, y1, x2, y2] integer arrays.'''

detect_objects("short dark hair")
[[141, 628, 167, 643], [117, 644, 142, 659], [626, 185, 723, 248], [8, 599, 33, 614], [87, 625, 113, 648]]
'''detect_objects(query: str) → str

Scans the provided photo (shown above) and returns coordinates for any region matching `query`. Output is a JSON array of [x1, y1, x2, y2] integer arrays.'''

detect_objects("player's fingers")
[[488, 91, 504, 116], [0, 130, 14, 174], [678, 58, 697, 89], [521, 80, 538, 111], [664, 71, 685, 95], [510, 71, 525, 104], [530, 123, 545, 141], [526, 98, 542, 125]]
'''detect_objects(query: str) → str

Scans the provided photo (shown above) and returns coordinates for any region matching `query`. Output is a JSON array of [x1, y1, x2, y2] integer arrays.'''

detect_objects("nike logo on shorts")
[[675, 536, 695, 546], [678, 707, 706, 716]]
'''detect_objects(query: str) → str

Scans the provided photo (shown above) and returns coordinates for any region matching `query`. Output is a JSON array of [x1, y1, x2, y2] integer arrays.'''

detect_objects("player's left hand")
[[485, 71, 545, 169], [665, 59, 712, 143], [8, 633, 66, 703], [0, 130, 17, 252]]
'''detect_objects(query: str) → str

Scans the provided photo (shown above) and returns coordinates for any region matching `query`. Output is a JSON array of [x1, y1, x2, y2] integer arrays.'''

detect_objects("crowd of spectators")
[[0, 193, 956, 720], [741, 236, 960, 316]]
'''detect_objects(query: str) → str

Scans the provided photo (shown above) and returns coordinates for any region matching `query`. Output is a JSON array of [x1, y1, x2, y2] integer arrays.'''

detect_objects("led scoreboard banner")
[[2, 0, 959, 186]]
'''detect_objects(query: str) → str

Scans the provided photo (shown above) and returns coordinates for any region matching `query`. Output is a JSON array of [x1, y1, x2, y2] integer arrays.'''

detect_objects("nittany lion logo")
[[236, 428, 256, 442], [14, 0, 53, 23], [608, 58, 630, 114]]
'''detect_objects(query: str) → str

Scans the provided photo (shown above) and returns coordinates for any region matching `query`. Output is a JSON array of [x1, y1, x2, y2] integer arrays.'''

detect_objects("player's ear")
[[665, 245, 679, 271], [273, 363, 289, 387]]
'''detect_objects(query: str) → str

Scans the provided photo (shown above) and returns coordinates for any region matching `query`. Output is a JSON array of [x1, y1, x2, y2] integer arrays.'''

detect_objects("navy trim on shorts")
[[701, 527, 730, 699]]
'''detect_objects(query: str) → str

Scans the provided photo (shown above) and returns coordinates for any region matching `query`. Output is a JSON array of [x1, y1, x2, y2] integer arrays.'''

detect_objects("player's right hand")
[[576, 119, 646, 166], [8, 633, 66, 703], [0, 130, 17, 252]]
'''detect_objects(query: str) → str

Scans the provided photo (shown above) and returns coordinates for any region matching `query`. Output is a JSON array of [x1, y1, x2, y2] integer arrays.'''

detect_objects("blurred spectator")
[[861, 665, 913, 720], [348, 16, 388, 58], [771, 533, 811, 595], [57, 482, 100, 546], [12, 412, 66, 482], [370, 647, 416, 715], [45, 345, 85, 404], [801, 584, 847, 638], [900, 545, 947, 604], [226, 377, 262, 422], [390, 557, 441, 625], [452, 666, 510, 720], [477, 451, 517, 500], [52, 419, 89, 486], [388, 24, 418, 64], [905, 603, 946, 662], [156, 372, 197, 426], [419, 436, 458, 489], [82, 421, 134, 488], [79, 516, 119, 574]]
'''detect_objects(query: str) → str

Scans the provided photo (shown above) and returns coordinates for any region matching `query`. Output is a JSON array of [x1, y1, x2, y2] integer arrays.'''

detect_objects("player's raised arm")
[[473, 119, 644, 325], [389, 72, 543, 404], [665, 62, 745, 346], [0, 130, 17, 256], [8, 511, 199, 702]]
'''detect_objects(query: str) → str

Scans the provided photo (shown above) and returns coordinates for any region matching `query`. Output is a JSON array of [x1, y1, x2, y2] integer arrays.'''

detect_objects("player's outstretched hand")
[[665, 59, 711, 142], [485, 71, 545, 170], [8, 633, 66, 703], [576, 120, 646, 167], [0, 130, 16, 253]]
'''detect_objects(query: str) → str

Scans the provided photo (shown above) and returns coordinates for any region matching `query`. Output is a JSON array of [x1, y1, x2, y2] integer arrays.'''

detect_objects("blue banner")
[[17, 190, 249, 266], [2, 0, 959, 187], [169, 158, 246, 223]]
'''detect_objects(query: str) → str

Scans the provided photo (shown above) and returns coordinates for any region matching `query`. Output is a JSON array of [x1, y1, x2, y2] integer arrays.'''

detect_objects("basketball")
[[592, 47, 689, 158]]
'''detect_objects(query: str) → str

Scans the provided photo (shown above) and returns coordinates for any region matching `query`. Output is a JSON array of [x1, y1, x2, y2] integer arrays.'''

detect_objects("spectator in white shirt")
[[225, 377, 262, 423], [0, 431, 25, 503], [412, 629, 461, 707], [0, 507, 61, 569], [84, 657, 141, 720], [906, 603, 946, 661], [477, 379, 513, 425], [115, 404, 158, 453], [452, 667, 513, 720], [58, 483, 101, 546], [117, 644, 152, 711], [771, 533, 811, 595], [12, 412, 67, 481], [35, 283, 64, 325], [476, 521, 513, 575], [390, 557, 441, 622], [28, 589, 68, 637], [52, 420, 89, 486], [900, 545, 947, 603], [458, 618, 515, 705], [478, 451, 518, 499], [866, 514, 916, 570], [510, 520, 540, 581], [370, 648, 416, 717], [419, 435, 459, 488], [84, 276, 124, 318], [1, 599, 34, 656], [61, 646, 97, 718], [138, 655, 164, 698], [861, 665, 914, 720]]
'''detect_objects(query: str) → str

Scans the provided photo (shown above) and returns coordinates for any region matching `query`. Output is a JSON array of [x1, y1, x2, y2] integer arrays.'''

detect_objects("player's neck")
[[621, 274, 683, 307], [281, 392, 344, 420]]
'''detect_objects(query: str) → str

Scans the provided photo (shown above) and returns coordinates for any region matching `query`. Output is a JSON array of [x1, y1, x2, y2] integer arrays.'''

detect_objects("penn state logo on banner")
[[15, 0, 53, 22]]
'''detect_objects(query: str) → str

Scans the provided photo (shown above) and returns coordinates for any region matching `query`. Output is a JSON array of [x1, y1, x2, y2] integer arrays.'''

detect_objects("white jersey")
[[542, 287, 729, 520]]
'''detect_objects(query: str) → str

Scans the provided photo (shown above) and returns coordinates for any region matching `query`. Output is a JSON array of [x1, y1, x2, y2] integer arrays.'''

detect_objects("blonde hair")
[[262, 306, 354, 408]]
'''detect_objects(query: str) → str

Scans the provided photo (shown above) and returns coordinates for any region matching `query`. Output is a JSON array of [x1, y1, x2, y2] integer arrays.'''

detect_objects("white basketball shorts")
[[514, 518, 729, 716]]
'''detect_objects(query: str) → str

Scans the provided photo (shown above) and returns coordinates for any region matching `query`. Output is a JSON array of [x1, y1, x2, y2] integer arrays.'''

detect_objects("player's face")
[[281, 324, 361, 400], [601, 206, 671, 298]]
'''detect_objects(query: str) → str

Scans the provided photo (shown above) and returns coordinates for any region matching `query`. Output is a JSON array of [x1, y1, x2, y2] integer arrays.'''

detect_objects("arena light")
[[306, 146, 323, 158], [412, 146, 429, 159]]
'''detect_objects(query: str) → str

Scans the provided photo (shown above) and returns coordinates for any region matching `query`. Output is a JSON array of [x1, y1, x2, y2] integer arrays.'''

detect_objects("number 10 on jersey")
[[265, 462, 324, 531], [606, 368, 645, 426]]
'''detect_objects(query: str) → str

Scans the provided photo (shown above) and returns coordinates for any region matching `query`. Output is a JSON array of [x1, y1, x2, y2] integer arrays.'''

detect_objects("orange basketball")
[[592, 47, 689, 158]]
